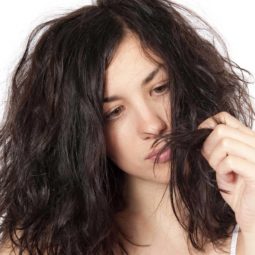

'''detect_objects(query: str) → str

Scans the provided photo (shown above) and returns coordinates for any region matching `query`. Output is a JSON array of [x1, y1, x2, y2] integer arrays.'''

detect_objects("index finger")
[[198, 111, 255, 136]]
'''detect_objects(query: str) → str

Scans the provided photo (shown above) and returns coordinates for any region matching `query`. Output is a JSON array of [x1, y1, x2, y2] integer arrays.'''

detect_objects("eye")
[[152, 83, 169, 95], [104, 106, 124, 121]]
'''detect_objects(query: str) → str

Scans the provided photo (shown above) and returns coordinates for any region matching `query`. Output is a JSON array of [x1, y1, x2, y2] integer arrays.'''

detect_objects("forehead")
[[105, 33, 165, 92]]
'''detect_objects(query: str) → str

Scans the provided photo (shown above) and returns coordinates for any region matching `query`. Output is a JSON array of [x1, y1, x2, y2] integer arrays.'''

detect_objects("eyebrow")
[[103, 65, 162, 103]]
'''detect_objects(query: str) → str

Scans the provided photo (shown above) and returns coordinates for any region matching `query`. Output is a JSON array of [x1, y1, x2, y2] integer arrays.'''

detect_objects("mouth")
[[145, 147, 171, 163]]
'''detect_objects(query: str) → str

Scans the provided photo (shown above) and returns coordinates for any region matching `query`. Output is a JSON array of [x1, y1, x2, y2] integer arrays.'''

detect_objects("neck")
[[123, 174, 173, 217], [116, 174, 189, 248], [115, 174, 232, 254]]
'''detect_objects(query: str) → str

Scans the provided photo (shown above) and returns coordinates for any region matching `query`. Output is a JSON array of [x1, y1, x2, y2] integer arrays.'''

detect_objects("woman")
[[0, 0, 254, 254]]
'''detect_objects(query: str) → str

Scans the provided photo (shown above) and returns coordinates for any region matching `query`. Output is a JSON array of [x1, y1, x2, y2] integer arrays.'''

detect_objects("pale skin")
[[1, 33, 255, 255]]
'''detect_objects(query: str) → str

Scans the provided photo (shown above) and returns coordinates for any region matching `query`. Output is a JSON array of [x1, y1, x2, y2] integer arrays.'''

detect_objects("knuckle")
[[219, 137, 231, 149], [219, 111, 229, 119], [214, 124, 226, 136], [224, 155, 235, 169], [222, 111, 229, 117]]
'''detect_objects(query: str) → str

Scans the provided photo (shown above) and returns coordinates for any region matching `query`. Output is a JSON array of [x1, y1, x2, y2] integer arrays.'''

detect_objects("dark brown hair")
[[0, 0, 254, 254]]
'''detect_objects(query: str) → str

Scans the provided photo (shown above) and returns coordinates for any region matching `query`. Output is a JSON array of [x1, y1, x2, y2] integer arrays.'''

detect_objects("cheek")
[[104, 125, 127, 160], [162, 96, 171, 120], [104, 122, 136, 167]]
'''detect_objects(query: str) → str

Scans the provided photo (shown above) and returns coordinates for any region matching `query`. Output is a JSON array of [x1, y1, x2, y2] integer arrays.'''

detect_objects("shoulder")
[[0, 247, 16, 255], [0, 247, 29, 255], [0, 246, 17, 255], [0, 240, 29, 255]]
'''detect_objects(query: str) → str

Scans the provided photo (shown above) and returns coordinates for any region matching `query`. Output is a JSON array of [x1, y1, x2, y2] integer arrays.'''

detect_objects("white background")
[[0, 0, 254, 125]]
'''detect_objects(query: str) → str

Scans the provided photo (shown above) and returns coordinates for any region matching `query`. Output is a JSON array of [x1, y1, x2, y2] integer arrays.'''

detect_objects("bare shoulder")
[[0, 247, 29, 255], [0, 247, 16, 255], [0, 246, 15, 255], [0, 240, 29, 255]]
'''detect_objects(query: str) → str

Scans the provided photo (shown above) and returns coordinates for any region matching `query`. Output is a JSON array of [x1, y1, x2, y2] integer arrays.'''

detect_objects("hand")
[[197, 111, 255, 234]]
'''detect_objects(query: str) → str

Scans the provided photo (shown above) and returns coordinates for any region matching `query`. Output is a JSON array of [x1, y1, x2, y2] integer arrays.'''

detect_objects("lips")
[[145, 146, 171, 163]]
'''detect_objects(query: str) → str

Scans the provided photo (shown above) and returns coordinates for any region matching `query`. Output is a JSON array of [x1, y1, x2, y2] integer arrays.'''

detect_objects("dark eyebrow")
[[103, 65, 162, 103]]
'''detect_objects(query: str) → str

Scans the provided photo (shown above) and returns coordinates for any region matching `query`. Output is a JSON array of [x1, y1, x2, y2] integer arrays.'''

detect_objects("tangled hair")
[[0, 0, 254, 254]]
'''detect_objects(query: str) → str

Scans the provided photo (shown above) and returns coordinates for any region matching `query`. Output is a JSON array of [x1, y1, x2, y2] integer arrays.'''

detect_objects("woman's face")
[[103, 33, 171, 184]]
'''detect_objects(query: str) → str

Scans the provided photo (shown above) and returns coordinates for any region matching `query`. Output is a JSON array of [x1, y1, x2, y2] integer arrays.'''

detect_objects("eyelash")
[[104, 83, 169, 121]]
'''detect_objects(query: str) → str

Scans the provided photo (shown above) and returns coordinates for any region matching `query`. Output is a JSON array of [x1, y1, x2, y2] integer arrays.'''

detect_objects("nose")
[[136, 103, 168, 140]]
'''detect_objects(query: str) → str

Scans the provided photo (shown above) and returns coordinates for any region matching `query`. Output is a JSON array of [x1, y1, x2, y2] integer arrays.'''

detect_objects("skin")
[[104, 32, 255, 254], [104, 32, 171, 186]]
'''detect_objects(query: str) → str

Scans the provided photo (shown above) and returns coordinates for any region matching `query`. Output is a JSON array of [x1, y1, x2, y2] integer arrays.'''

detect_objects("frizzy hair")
[[0, 0, 254, 254]]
